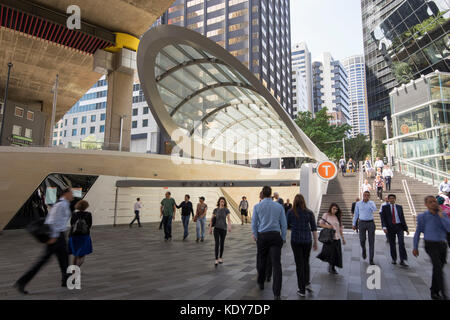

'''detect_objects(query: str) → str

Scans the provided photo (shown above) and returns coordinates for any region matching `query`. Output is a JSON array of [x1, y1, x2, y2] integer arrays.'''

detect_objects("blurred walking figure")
[[375, 157, 384, 174], [339, 156, 346, 176], [209, 197, 231, 265], [317, 203, 346, 274], [439, 178, 450, 197], [14, 188, 73, 294], [68, 200, 93, 267], [383, 165, 393, 191], [273, 192, 284, 205], [177, 194, 194, 240], [373, 175, 385, 201], [195, 196, 208, 242], [353, 191, 377, 265], [130, 197, 142, 227], [287, 194, 318, 297], [364, 157, 374, 179], [380, 195, 409, 266], [351, 197, 360, 234], [160, 192, 176, 241], [283, 199, 292, 214], [257, 191, 273, 282], [252, 186, 287, 300], [239, 196, 249, 225], [361, 179, 372, 194], [413, 196, 450, 300], [347, 158, 355, 173]]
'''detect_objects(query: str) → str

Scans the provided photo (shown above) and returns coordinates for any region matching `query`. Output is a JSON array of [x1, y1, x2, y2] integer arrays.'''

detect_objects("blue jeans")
[[182, 215, 190, 238], [196, 217, 206, 239]]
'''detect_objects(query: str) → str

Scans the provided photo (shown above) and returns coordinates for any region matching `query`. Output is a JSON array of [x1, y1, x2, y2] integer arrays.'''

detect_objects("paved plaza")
[[0, 222, 449, 300]]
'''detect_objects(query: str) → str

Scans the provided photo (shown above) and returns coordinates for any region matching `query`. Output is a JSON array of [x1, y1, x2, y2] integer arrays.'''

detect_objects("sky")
[[290, 0, 365, 61]]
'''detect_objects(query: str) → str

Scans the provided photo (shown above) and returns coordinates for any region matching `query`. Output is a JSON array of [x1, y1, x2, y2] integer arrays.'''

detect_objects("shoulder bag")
[[318, 217, 336, 243]]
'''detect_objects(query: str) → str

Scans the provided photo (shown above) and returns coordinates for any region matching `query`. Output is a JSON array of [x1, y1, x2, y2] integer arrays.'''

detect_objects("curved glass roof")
[[154, 43, 306, 158]]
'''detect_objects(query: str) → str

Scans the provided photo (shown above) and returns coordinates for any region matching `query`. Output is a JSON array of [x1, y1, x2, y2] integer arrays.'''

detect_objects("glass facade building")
[[389, 71, 449, 183], [292, 42, 314, 114], [362, 0, 450, 122], [160, 0, 293, 116], [343, 55, 370, 136]]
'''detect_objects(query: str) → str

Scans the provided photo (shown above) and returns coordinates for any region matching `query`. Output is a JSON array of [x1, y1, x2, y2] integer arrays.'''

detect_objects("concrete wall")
[[300, 163, 328, 217]]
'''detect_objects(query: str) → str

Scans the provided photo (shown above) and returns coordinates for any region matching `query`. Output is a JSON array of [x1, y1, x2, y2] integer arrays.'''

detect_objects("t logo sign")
[[66, 5, 81, 30], [316, 161, 338, 181]]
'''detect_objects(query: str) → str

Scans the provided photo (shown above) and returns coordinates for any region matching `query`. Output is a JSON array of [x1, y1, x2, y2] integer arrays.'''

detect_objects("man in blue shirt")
[[413, 195, 450, 300], [252, 186, 287, 300], [14, 188, 73, 294], [353, 191, 377, 265]]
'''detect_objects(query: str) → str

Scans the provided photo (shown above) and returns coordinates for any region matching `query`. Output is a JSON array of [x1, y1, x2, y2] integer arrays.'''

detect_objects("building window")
[[14, 106, 24, 118], [12, 125, 21, 136], [81, 128, 86, 135], [73, 118, 78, 125], [27, 111, 34, 121], [65, 119, 68, 126], [91, 115, 96, 122], [25, 128, 32, 139], [100, 125, 105, 133], [53, 140, 57, 146], [64, 130, 67, 137], [132, 121, 137, 129], [132, 109, 138, 116], [59, 131, 62, 137], [90, 127, 95, 134], [72, 129, 77, 136], [82, 116, 86, 124], [101, 113, 106, 121], [143, 119, 148, 127], [143, 107, 149, 114], [53, 132, 57, 138]]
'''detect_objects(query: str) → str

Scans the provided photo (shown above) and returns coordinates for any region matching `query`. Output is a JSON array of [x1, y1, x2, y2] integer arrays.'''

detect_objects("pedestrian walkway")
[[0, 222, 448, 300]]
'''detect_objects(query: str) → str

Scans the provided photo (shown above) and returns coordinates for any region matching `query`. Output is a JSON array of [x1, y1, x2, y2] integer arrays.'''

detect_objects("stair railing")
[[396, 158, 449, 187], [402, 179, 417, 228], [358, 161, 364, 199]]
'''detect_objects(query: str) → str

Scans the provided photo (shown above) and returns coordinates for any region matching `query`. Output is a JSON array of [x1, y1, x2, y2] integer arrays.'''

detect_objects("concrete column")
[[104, 70, 133, 151]]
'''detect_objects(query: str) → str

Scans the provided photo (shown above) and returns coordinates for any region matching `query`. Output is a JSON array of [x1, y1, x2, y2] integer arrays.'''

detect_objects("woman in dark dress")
[[68, 200, 93, 267], [317, 203, 346, 274], [209, 197, 231, 266]]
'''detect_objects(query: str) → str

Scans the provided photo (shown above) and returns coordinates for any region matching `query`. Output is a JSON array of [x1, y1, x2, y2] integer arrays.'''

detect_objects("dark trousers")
[[424, 241, 447, 295], [291, 241, 312, 292], [257, 232, 283, 297], [182, 215, 190, 238], [387, 224, 407, 262], [265, 248, 272, 280], [130, 210, 141, 226], [385, 176, 392, 190], [17, 233, 69, 286], [340, 165, 345, 176], [376, 187, 383, 200], [358, 220, 375, 260], [214, 228, 227, 259], [162, 215, 173, 239]]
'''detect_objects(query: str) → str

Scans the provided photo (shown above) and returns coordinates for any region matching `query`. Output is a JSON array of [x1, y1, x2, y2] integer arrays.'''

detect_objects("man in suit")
[[380, 194, 409, 266]]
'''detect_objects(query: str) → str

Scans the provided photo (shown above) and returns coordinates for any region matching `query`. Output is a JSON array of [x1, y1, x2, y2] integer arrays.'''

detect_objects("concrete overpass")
[[0, 0, 175, 148]]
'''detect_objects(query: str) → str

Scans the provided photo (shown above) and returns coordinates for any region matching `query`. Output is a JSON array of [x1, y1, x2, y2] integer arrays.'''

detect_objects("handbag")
[[318, 217, 336, 243], [26, 218, 51, 243]]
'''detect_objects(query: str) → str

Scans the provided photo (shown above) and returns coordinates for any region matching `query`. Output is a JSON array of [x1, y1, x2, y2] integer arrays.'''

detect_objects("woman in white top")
[[317, 203, 346, 274], [364, 157, 374, 179], [361, 179, 372, 194]]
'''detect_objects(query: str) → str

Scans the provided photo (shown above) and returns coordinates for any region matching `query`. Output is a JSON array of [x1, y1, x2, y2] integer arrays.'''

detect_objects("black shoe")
[[138, 225, 142, 228], [183, 236, 187, 241], [362, 249, 367, 260], [201, 238, 204, 242], [431, 292, 442, 300], [441, 292, 448, 300], [266, 277, 271, 282], [297, 290, 306, 297], [196, 238, 199, 242], [400, 261, 409, 267], [391, 260, 397, 265], [258, 282, 264, 290], [13, 282, 28, 295], [305, 284, 314, 293], [274, 295, 281, 300], [369, 260, 375, 265]]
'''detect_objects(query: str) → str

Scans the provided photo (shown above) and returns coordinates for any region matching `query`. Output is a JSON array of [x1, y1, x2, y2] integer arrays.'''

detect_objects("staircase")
[[318, 169, 432, 232]]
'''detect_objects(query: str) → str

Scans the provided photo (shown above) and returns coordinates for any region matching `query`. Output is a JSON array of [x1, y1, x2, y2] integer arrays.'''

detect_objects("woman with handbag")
[[317, 203, 346, 274], [68, 200, 93, 267], [286, 194, 318, 297], [209, 197, 231, 266]]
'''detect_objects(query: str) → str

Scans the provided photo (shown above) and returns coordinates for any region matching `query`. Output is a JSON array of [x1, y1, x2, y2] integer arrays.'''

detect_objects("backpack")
[[71, 216, 89, 236]]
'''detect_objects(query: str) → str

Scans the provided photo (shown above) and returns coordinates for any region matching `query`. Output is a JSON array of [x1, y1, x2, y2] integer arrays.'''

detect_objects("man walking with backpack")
[[14, 188, 73, 294]]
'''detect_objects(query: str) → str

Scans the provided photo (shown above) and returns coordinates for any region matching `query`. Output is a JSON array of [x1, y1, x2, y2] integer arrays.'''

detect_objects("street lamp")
[[324, 138, 346, 162], [0, 62, 13, 146]]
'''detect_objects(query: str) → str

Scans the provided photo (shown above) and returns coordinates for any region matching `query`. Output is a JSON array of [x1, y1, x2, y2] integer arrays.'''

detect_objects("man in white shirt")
[[130, 197, 143, 227], [339, 157, 346, 176], [383, 165, 394, 191], [439, 178, 450, 197], [375, 157, 385, 174]]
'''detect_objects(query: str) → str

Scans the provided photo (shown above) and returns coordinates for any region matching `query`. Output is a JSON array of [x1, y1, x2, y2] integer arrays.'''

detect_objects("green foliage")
[[373, 140, 386, 159], [295, 108, 351, 161], [345, 134, 371, 163]]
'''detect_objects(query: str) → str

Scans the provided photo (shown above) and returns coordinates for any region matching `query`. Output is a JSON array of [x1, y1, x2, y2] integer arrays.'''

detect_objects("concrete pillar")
[[104, 70, 133, 151]]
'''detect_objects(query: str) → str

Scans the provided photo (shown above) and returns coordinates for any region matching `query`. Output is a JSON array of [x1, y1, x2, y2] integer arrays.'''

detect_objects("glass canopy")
[[154, 43, 306, 159]]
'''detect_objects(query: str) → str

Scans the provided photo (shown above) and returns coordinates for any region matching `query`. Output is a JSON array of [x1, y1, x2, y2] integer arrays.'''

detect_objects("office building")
[[343, 55, 370, 136], [388, 70, 449, 182], [312, 52, 350, 126], [160, 0, 294, 116], [361, 0, 450, 122], [292, 42, 314, 113], [292, 67, 308, 115]]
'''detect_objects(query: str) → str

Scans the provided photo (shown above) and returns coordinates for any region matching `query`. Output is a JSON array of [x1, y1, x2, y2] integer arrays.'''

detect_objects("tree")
[[295, 107, 351, 161], [345, 134, 371, 164]]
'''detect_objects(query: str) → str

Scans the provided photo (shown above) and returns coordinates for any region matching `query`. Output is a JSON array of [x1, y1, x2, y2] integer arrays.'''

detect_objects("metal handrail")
[[396, 158, 450, 180], [402, 179, 417, 227]]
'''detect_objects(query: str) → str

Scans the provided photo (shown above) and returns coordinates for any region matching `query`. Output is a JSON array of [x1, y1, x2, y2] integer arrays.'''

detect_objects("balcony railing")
[[396, 157, 450, 187]]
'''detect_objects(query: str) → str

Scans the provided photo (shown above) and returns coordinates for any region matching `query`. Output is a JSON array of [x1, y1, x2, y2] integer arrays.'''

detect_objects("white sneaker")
[[306, 284, 314, 293], [297, 290, 306, 297]]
